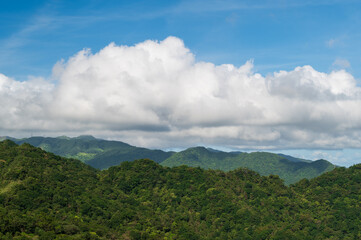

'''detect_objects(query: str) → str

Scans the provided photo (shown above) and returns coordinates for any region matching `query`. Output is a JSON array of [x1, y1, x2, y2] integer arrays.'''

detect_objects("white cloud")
[[326, 38, 337, 48], [0, 74, 54, 131], [332, 58, 351, 69], [1, 36, 361, 152]]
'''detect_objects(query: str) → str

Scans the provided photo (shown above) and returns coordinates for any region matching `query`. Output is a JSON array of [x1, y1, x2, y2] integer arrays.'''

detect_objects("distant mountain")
[[1, 136, 336, 184], [277, 153, 312, 163], [4, 136, 173, 169], [161, 147, 336, 184], [87, 147, 174, 169], [0, 140, 359, 239]]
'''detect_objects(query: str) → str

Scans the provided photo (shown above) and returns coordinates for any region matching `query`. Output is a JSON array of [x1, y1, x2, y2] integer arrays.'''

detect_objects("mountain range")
[[162, 146, 335, 184], [1, 135, 336, 184], [0, 140, 359, 239]]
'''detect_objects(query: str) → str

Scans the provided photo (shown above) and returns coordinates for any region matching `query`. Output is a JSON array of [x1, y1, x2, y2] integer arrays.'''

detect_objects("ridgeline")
[[0, 140, 360, 239], [4, 136, 336, 184]]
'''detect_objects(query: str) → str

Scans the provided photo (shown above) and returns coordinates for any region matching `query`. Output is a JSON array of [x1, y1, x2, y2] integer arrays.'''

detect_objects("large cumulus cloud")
[[1, 36, 361, 149]]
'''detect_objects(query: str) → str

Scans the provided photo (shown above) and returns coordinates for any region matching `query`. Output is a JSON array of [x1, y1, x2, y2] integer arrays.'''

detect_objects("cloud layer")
[[1, 36, 361, 149]]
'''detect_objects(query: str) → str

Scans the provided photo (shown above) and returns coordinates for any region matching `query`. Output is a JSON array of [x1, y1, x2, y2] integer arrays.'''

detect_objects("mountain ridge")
[[1, 135, 336, 184], [0, 140, 359, 239], [161, 147, 336, 184]]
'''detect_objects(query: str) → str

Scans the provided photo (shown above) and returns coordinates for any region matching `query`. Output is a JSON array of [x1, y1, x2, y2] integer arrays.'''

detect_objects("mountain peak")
[[0, 139, 18, 148], [56, 135, 71, 140], [75, 135, 97, 140], [187, 146, 208, 151]]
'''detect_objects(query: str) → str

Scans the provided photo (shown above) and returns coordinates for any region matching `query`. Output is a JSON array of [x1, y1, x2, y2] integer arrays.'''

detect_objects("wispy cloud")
[[332, 58, 351, 69], [325, 35, 348, 49], [170, 0, 358, 14], [0, 2, 113, 77], [326, 38, 340, 48], [1, 15, 54, 50], [326, 38, 338, 48]]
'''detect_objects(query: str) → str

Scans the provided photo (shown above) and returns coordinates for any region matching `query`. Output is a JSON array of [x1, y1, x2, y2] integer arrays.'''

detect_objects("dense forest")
[[5, 136, 173, 168], [162, 146, 335, 184], [0, 140, 360, 239], [4, 136, 336, 184]]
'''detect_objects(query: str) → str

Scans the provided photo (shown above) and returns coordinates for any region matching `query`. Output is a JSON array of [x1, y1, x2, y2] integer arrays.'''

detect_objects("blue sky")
[[1, 0, 361, 166], [1, 0, 361, 79]]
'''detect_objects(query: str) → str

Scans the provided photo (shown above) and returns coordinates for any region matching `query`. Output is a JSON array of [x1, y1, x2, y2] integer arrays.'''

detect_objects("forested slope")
[[3, 136, 336, 184], [161, 147, 336, 184], [0, 140, 360, 239], [8, 136, 173, 168]]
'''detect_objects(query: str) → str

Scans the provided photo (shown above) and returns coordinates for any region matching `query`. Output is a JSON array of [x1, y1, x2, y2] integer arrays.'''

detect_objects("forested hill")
[[4, 135, 174, 169], [1, 136, 336, 184], [0, 140, 360, 239], [161, 147, 335, 184]]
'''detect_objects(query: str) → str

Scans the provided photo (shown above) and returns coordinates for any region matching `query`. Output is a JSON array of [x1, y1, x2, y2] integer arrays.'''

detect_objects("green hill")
[[161, 147, 336, 185], [7, 136, 173, 169], [0, 140, 360, 239], [1, 136, 336, 184]]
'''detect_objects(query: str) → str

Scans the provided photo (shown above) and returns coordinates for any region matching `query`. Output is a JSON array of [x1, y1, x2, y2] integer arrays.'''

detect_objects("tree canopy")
[[0, 140, 359, 239]]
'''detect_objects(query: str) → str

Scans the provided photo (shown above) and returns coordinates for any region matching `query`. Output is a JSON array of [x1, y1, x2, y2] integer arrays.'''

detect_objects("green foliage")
[[161, 147, 336, 184], [0, 140, 359, 239], [4, 136, 336, 184], [9, 136, 173, 169]]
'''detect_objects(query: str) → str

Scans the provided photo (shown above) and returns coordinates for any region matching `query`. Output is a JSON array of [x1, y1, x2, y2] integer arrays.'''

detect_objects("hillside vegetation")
[[3, 136, 336, 184], [161, 147, 335, 184], [8, 136, 173, 169], [0, 140, 360, 239]]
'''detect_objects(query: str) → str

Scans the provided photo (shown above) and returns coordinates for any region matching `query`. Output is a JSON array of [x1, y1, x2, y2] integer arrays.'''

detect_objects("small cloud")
[[332, 58, 350, 69], [312, 151, 329, 159], [226, 13, 239, 24], [311, 150, 348, 165], [326, 38, 337, 48]]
